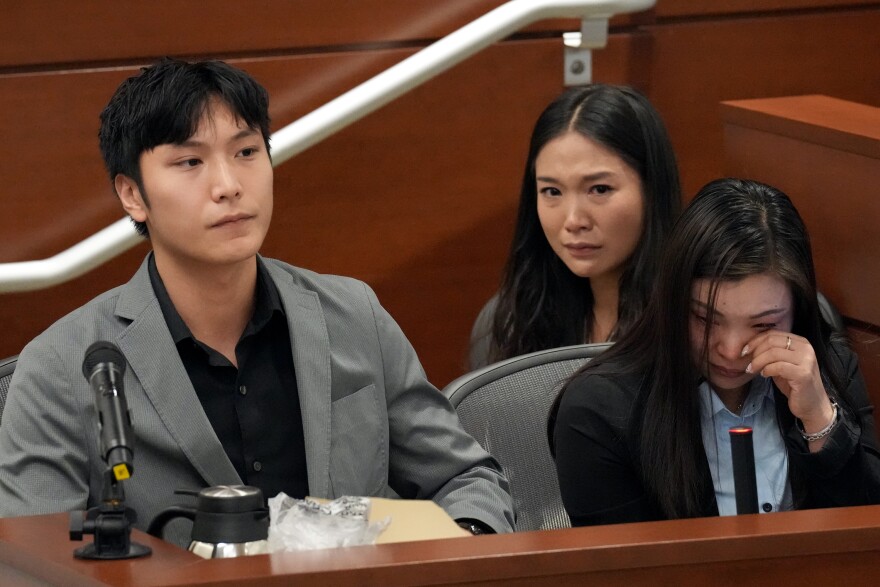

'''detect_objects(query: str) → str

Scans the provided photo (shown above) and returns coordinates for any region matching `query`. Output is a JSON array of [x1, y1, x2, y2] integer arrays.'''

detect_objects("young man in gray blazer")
[[0, 59, 513, 542]]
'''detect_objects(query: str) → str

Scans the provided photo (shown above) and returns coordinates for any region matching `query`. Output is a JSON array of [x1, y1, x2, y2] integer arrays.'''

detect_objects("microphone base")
[[70, 506, 153, 560], [74, 541, 152, 560], [69, 470, 153, 561]]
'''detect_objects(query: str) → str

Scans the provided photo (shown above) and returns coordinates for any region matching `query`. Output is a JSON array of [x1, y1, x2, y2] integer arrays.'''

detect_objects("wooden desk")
[[2, 506, 880, 586]]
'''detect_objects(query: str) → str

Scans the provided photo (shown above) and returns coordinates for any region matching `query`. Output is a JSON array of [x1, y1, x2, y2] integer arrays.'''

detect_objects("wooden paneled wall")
[[1, 1, 879, 386]]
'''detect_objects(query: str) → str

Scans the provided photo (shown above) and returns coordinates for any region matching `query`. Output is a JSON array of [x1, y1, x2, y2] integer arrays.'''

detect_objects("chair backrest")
[[0, 355, 18, 425], [443, 343, 611, 532]]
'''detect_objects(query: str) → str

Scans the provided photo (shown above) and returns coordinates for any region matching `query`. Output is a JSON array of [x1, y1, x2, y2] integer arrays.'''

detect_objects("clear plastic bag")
[[267, 494, 390, 552]]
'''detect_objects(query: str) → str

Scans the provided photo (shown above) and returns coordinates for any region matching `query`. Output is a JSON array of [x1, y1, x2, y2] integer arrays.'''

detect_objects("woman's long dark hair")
[[553, 178, 846, 519], [488, 84, 681, 363]]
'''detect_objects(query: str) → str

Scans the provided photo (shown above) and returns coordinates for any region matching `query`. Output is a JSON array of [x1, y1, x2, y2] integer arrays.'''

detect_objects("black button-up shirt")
[[148, 255, 308, 500]]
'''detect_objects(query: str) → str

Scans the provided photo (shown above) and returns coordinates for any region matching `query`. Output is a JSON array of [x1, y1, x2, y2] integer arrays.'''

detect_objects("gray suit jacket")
[[0, 256, 514, 541]]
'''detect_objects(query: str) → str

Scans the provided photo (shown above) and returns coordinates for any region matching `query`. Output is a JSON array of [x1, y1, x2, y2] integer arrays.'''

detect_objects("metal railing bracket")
[[564, 17, 609, 86]]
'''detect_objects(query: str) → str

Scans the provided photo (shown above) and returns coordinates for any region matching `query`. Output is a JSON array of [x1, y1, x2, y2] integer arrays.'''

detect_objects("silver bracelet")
[[797, 400, 839, 442]]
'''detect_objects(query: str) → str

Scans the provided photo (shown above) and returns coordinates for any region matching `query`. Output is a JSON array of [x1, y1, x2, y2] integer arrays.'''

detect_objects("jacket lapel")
[[113, 256, 241, 487], [266, 262, 332, 498]]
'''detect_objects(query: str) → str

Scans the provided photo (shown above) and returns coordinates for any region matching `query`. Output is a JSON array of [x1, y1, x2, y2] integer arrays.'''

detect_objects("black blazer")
[[552, 344, 880, 527]]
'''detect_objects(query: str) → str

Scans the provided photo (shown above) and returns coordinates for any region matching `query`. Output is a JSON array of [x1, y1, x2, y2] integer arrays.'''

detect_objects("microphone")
[[82, 341, 134, 482], [729, 427, 759, 514]]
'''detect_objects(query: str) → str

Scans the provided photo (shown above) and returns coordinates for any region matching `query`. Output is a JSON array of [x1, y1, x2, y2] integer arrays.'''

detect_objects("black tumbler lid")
[[197, 485, 265, 513]]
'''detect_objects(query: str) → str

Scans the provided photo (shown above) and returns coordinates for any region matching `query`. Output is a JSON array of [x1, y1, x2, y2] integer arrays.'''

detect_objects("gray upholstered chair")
[[0, 355, 18, 424], [442, 343, 611, 532]]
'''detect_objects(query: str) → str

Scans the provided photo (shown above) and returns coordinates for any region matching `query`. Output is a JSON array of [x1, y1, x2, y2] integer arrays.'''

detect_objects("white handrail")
[[0, 0, 655, 293], [271, 0, 655, 163]]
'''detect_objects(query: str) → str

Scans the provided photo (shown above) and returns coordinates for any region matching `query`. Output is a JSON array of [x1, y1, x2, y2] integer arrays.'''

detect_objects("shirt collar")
[[148, 254, 285, 345], [244, 257, 285, 337], [699, 375, 775, 420]]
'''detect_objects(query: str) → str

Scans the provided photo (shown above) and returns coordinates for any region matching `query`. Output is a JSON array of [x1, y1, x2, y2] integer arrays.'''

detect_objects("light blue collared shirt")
[[699, 376, 793, 515]]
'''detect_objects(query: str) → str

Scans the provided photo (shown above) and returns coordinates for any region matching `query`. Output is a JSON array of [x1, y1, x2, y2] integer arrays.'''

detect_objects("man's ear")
[[115, 174, 148, 223]]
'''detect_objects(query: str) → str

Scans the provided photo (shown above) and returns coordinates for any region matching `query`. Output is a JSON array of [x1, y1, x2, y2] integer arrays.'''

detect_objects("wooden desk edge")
[[721, 95, 880, 159], [150, 505, 880, 586], [3, 506, 880, 586]]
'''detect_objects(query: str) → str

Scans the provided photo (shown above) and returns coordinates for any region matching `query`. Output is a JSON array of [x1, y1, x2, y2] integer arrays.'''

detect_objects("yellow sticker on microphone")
[[113, 464, 131, 481]]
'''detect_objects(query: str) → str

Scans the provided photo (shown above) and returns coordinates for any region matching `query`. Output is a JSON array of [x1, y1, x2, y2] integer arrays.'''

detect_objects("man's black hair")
[[98, 58, 272, 237]]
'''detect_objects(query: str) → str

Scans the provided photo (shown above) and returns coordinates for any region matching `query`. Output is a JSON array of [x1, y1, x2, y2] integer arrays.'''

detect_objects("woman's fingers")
[[742, 329, 830, 422], [741, 331, 803, 359]]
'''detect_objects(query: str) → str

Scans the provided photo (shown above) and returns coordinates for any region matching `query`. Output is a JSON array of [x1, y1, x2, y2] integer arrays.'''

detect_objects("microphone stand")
[[69, 468, 152, 559], [729, 427, 759, 515]]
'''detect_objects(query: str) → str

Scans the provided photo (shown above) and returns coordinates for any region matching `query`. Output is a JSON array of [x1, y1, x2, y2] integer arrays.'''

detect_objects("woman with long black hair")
[[469, 84, 681, 369], [551, 178, 880, 526]]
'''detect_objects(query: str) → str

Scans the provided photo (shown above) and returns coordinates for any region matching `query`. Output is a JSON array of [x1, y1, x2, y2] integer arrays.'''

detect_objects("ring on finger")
[[785, 335, 792, 351]]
